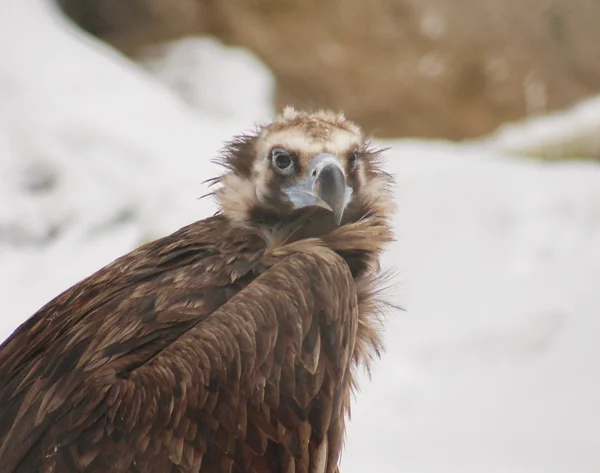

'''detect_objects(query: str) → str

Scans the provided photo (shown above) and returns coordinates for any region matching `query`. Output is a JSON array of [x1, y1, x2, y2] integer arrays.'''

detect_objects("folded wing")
[[0, 240, 358, 473]]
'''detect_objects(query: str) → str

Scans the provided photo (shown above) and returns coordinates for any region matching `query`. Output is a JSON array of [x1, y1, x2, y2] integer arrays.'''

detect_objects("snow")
[[2, 1, 600, 472], [140, 36, 275, 123], [483, 95, 600, 160], [343, 145, 600, 473]]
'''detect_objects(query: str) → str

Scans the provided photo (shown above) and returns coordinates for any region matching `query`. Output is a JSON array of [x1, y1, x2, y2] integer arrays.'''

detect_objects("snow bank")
[[140, 36, 275, 123], [2, 1, 600, 472], [484, 95, 600, 160]]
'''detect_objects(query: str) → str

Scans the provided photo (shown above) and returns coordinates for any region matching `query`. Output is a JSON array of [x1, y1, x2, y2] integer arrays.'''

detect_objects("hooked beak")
[[283, 153, 352, 225]]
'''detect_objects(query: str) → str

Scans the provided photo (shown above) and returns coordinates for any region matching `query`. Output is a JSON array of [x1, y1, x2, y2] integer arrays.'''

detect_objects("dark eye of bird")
[[271, 148, 294, 174], [348, 150, 359, 170]]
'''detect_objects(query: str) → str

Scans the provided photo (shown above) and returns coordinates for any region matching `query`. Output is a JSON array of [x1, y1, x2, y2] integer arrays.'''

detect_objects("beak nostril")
[[312, 169, 317, 177]]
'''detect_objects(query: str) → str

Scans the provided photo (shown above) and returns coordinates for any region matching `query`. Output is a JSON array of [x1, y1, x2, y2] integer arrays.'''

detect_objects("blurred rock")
[[57, 0, 600, 140]]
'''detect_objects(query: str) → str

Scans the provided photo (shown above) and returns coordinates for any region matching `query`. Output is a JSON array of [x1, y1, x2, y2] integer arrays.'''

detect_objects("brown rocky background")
[[57, 0, 600, 140]]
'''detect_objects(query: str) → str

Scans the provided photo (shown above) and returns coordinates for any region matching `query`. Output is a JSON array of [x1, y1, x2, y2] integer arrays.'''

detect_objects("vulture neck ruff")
[[214, 107, 397, 374]]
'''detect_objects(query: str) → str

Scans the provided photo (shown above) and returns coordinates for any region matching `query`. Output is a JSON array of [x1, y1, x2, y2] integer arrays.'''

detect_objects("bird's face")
[[215, 108, 393, 228], [252, 121, 363, 225]]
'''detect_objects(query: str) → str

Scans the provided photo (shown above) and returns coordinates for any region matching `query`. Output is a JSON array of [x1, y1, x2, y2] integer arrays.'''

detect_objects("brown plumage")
[[0, 107, 395, 473]]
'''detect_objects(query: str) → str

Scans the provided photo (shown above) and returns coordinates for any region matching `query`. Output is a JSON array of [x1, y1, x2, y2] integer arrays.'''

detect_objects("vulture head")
[[212, 107, 394, 230]]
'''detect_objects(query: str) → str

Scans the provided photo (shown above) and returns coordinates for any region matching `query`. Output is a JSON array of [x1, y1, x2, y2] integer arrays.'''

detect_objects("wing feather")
[[0, 232, 358, 473]]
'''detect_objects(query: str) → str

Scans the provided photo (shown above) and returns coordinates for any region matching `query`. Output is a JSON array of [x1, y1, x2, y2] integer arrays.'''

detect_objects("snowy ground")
[[2, 1, 600, 472]]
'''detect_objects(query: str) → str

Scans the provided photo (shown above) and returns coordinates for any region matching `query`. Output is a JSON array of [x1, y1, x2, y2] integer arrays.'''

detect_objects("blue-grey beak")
[[283, 153, 352, 225]]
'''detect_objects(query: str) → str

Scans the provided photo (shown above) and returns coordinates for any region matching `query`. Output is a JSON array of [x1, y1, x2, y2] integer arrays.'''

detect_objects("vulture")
[[0, 108, 395, 473]]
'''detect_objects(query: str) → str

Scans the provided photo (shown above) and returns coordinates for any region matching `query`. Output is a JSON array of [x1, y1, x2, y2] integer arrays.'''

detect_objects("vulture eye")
[[348, 150, 359, 169], [271, 148, 295, 174]]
